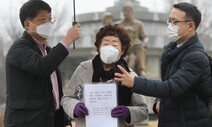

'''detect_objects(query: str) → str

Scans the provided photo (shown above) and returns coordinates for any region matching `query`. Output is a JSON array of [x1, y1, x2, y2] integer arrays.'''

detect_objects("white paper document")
[[84, 83, 118, 127]]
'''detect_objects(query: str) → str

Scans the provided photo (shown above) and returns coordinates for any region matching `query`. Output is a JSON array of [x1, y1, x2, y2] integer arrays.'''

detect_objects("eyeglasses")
[[40, 18, 56, 24], [166, 19, 191, 25], [32, 17, 56, 24]]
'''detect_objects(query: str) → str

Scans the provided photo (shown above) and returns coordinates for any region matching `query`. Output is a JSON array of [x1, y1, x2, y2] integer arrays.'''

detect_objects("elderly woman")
[[61, 24, 148, 127]]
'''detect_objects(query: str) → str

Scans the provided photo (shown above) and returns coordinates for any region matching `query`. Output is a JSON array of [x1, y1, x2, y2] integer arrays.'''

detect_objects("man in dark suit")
[[4, 0, 81, 127]]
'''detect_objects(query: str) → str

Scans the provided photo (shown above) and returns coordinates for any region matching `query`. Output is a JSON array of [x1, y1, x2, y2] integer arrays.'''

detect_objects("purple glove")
[[111, 105, 130, 120], [74, 102, 89, 118]]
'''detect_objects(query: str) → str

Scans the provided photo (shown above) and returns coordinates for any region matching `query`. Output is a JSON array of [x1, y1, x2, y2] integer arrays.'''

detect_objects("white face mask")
[[100, 46, 120, 64], [166, 23, 189, 42], [166, 23, 181, 42], [36, 22, 53, 38]]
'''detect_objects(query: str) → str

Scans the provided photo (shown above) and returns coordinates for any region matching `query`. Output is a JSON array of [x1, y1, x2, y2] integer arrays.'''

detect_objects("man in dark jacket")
[[4, 0, 80, 127], [114, 2, 212, 127]]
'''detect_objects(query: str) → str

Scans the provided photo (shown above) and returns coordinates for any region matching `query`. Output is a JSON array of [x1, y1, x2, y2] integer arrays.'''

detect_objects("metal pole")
[[72, 0, 76, 49]]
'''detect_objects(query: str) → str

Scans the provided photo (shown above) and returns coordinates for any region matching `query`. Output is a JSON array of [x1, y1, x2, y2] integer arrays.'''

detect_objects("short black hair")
[[173, 2, 201, 30], [95, 24, 131, 58], [19, 0, 51, 27]]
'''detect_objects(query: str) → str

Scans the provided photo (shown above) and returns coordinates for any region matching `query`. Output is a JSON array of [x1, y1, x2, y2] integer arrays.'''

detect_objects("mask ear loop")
[[23, 20, 31, 31], [179, 22, 190, 38], [24, 27, 28, 31], [188, 21, 193, 31]]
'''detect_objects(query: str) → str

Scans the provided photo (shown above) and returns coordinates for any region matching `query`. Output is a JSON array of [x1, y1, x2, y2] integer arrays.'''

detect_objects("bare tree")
[[164, 0, 193, 12], [196, 1, 212, 37], [47, 0, 74, 46], [0, 37, 6, 104], [0, 1, 25, 103], [1, 1, 23, 47]]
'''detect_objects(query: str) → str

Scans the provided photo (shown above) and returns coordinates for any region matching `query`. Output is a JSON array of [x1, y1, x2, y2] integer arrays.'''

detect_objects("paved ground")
[[136, 120, 158, 127], [72, 120, 158, 127]]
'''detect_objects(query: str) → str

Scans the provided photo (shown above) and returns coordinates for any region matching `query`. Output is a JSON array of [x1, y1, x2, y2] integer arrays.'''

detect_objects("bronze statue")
[[117, 4, 148, 76], [102, 12, 113, 25]]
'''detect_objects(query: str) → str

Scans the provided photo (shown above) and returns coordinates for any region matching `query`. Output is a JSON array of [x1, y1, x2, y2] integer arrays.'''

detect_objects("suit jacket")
[[4, 32, 71, 127], [61, 59, 148, 127]]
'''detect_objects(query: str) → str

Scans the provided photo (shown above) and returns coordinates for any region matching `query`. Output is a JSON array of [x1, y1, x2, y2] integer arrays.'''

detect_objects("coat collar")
[[166, 34, 202, 59], [21, 32, 51, 53], [22, 31, 37, 46]]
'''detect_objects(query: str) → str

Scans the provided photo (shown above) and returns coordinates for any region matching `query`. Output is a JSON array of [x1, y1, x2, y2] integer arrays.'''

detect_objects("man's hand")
[[62, 23, 81, 46], [114, 65, 135, 88]]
